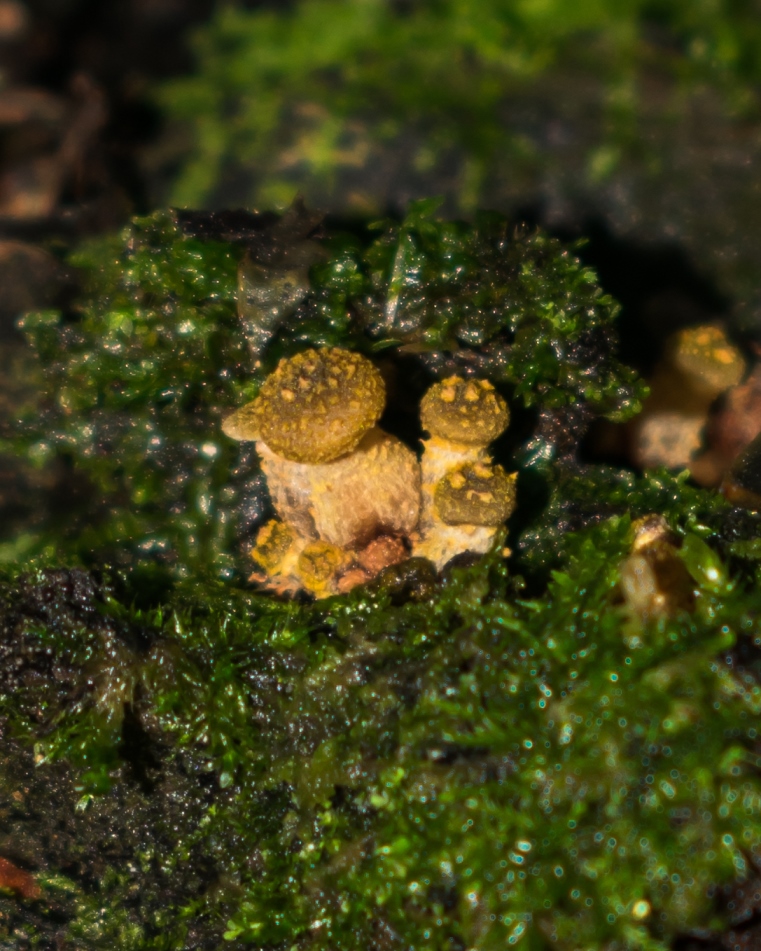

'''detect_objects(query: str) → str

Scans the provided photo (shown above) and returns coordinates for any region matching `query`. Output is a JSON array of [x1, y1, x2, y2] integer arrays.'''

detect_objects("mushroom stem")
[[413, 437, 507, 569], [258, 427, 421, 550], [412, 376, 516, 571]]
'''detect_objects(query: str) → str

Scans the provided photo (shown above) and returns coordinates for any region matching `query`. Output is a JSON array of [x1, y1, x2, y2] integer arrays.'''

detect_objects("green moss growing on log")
[[11, 201, 643, 576], [4, 204, 761, 949], [2, 505, 761, 949]]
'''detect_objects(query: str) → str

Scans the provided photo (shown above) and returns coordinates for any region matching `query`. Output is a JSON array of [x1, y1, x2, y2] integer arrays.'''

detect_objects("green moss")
[[11, 202, 643, 576], [3, 504, 761, 948], [4, 204, 761, 948], [160, 0, 761, 210]]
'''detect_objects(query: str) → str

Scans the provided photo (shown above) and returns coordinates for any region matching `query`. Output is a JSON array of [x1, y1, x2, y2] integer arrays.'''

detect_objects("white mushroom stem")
[[257, 427, 421, 550], [412, 436, 498, 570]]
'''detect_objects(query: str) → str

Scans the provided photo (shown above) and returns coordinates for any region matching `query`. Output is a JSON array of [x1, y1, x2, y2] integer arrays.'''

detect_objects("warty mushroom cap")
[[434, 462, 517, 527], [222, 347, 386, 463], [421, 375, 509, 446], [668, 325, 745, 399]]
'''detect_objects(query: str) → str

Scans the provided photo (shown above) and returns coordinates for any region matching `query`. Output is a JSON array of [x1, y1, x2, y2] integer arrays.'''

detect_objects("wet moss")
[[4, 205, 761, 949], [11, 201, 643, 577], [3, 510, 761, 949]]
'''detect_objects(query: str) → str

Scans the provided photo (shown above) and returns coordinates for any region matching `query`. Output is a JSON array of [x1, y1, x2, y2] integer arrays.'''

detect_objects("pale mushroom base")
[[249, 520, 409, 598], [413, 436, 517, 571]]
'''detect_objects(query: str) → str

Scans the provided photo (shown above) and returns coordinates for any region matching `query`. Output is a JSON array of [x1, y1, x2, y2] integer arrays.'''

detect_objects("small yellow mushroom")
[[414, 375, 515, 570], [421, 375, 509, 446], [631, 324, 746, 471], [434, 463, 517, 527], [668, 325, 745, 400], [224, 348, 385, 463], [224, 347, 421, 594], [620, 515, 695, 620]]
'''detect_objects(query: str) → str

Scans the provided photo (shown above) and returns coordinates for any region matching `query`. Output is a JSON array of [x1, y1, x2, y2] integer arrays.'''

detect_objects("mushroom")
[[413, 375, 516, 569], [631, 324, 746, 471], [223, 347, 421, 595], [620, 515, 694, 621]]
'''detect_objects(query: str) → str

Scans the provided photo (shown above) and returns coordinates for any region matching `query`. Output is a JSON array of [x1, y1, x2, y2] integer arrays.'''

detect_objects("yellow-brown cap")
[[223, 348, 386, 462], [297, 540, 350, 595], [667, 325, 745, 398], [250, 519, 297, 574], [434, 462, 517, 526], [421, 376, 509, 446]]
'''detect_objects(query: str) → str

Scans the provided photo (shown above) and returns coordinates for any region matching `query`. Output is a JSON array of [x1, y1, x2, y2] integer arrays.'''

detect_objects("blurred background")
[[1, 0, 761, 329]]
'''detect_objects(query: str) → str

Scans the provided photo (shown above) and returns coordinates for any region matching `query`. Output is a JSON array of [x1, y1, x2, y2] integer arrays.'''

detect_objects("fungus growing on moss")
[[224, 347, 420, 595], [415, 375, 515, 569], [620, 514, 695, 621], [435, 462, 517, 527], [632, 324, 746, 471], [223, 348, 385, 463]]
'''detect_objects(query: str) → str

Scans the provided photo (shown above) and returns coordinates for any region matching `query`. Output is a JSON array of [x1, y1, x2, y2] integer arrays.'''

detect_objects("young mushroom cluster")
[[414, 375, 516, 570], [223, 348, 517, 597]]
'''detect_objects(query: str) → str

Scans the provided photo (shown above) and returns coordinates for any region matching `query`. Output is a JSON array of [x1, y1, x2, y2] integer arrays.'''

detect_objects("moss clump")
[[6, 203, 761, 949], [11, 200, 643, 575], [3, 502, 761, 949]]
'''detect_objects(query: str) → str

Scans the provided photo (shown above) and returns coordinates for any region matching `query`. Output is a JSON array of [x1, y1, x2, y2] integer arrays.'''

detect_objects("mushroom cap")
[[222, 401, 261, 442], [668, 325, 745, 398], [421, 376, 509, 446], [297, 540, 350, 594], [224, 348, 386, 463], [250, 519, 297, 573], [434, 462, 517, 527]]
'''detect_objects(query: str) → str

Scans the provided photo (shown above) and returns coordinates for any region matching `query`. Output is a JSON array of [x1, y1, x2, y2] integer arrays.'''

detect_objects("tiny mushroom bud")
[[435, 463, 517, 527], [250, 519, 298, 575], [668, 325, 745, 400], [297, 541, 351, 597], [421, 376, 509, 446]]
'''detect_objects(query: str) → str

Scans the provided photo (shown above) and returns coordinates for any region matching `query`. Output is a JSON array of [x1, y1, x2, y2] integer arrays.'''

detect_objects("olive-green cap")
[[434, 463, 517, 526], [222, 348, 386, 462], [668, 325, 745, 397], [421, 376, 509, 446], [250, 519, 296, 574]]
